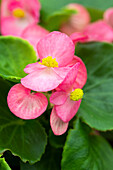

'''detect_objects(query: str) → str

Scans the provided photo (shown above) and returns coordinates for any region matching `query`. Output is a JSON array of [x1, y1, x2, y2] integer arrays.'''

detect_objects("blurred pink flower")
[[1, 0, 41, 36], [104, 8, 113, 28], [21, 31, 75, 92], [50, 61, 87, 135], [70, 32, 88, 45], [21, 24, 49, 58], [82, 20, 113, 43], [7, 84, 48, 119], [60, 3, 90, 35]]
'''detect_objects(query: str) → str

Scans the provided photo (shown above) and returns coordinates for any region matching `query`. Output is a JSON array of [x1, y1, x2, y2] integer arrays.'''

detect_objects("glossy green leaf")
[[62, 120, 113, 170], [75, 42, 113, 131], [49, 130, 67, 148], [20, 146, 62, 170], [0, 158, 11, 170], [0, 78, 47, 164], [0, 36, 37, 82]]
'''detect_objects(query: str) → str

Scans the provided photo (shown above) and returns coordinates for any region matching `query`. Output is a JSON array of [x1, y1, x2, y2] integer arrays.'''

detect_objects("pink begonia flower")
[[50, 62, 87, 135], [104, 8, 113, 28], [60, 3, 90, 36], [21, 31, 75, 92], [82, 20, 113, 43], [21, 24, 49, 58], [70, 32, 88, 45], [7, 84, 48, 119], [1, 0, 40, 36]]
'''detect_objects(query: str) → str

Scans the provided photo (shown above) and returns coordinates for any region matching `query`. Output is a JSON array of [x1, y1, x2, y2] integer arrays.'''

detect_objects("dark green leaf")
[[20, 146, 62, 170], [0, 158, 11, 170], [0, 36, 37, 82], [75, 42, 113, 131], [62, 119, 113, 170], [49, 130, 67, 148], [0, 78, 47, 164]]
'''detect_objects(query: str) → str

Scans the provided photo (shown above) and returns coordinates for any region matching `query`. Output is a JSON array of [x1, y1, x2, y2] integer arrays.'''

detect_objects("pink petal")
[[58, 62, 80, 92], [60, 3, 90, 35], [1, 17, 36, 36], [21, 24, 49, 56], [70, 32, 88, 45], [83, 20, 113, 43], [7, 84, 48, 119], [104, 8, 113, 28], [50, 91, 68, 105], [50, 107, 68, 135], [37, 31, 75, 66], [21, 67, 64, 92], [24, 62, 46, 74], [53, 66, 71, 79], [68, 56, 87, 89], [55, 96, 81, 122]]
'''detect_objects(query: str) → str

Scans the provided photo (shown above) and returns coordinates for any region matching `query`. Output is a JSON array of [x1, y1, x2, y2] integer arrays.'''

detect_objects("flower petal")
[[50, 91, 68, 105], [83, 20, 113, 43], [7, 84, 48, 119], [55, 96, 81, 122], [21, 67, 64, 92], [1, 16, 36, 36], [58, 62, 80, 92], [69, 56, 87, 89], [70, 32, 88, 45], [50, 107, 68, 135], [24, 62, 46, 74], [37, 31, 75, 66]]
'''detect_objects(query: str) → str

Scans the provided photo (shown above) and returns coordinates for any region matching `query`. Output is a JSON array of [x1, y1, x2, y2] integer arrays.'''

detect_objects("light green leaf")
[[62, 119, 113, 170], [0, 158, 11, 170], [41, 8, 77, 31], [75, 42, 113, 131], [0, 36, 37, 82], [0, 78, 47, 164]]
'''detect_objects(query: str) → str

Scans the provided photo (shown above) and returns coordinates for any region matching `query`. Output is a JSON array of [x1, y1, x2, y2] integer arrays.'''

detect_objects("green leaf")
[[87, 8, 103, 22], [49, 130, 67, 148], [61, 119, 113, 170], [41, 8, 77, 31], [20, 146, 62, 170], [0, 36, 37, 82], [0, 158, 11, 170], [75, 42, 113, 131], [0, 78, 47, 164]]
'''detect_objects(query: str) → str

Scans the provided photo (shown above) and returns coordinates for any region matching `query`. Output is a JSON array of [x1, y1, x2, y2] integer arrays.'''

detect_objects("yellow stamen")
[[70, 88, 84, 101], [13, 8, 25, 18], [39, 56, 58, 68]]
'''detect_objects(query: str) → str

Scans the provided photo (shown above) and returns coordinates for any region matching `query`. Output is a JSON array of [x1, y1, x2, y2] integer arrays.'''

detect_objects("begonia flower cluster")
[[7, 31, 87, 135]]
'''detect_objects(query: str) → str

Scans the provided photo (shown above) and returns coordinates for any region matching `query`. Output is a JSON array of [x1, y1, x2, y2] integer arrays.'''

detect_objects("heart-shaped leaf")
[[61, 119, 113, 170], [0, 78, 47, 164], [76, 42, 113, 131], [0, 36, 37, 82]]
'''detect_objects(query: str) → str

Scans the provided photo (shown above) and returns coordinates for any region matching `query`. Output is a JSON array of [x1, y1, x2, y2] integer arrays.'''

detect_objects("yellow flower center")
[[13, 8, 25, 18], [70, 88, 84, 101], [39, 56, 58, 68]]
